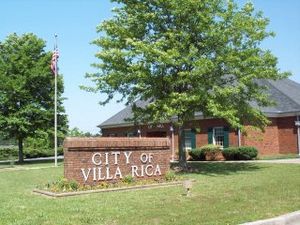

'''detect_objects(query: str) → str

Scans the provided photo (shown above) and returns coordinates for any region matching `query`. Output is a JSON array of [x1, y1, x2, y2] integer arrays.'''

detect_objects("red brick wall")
[[64, 138, 171, 185], [101, 117, 299, 156], [277, 117, 298, 154], [242, 117, 298, 155], [243, 118, 280, 155], [102, 118, 239, 154]]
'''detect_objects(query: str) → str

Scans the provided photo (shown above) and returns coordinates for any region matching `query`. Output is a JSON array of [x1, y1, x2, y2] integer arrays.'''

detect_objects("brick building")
[[99, 79, 300, 157]]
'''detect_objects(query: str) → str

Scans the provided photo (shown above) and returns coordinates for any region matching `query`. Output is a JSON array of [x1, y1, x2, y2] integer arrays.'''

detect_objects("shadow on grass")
[[171, 162, 265, 177]]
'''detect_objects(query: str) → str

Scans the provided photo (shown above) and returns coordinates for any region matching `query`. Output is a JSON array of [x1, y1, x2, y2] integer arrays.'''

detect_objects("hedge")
[[222, 146, 258, 160], [189, 145, 258, 161], [0, 147, 64, 161], [188, 148, 206, 161], [189, 144, 222, 161], [24, 147, 64, 159], [0, 146, 18, 161]]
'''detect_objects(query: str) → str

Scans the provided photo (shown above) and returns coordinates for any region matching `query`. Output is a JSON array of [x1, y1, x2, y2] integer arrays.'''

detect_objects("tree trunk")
[[18, 138, 24, 163], [178, 125, 188, 170]]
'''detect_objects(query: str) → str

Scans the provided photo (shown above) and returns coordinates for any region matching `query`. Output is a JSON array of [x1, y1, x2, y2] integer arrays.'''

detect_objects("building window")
[[184, 129, 196, 150], [208, 126, 229, 148], [108, 133, 117, 137], [184, 131, 192, 150], [213, 127, 225, 147]]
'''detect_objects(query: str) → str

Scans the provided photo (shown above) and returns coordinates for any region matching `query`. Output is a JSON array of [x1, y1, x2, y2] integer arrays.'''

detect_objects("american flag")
[[50, 49, 59, 74]]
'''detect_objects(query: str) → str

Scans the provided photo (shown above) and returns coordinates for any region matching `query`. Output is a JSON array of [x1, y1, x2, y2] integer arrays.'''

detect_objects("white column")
[[297, 116, 300, 156], [238, 128, 241, 147], [170, 126, 175, 161]]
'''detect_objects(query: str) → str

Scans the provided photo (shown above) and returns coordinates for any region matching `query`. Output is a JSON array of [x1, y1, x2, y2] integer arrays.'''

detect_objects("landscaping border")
[[33, 181, 183, 198]]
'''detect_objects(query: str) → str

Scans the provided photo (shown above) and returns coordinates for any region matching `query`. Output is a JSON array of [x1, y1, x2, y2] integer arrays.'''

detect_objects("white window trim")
[[213, 127, 224, 149], [184, 129, 192, 151]]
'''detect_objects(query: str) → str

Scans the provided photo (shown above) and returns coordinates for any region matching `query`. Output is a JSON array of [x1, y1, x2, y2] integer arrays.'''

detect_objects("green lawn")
[[0, 162, 300, 225], [258, 154, 300, 160]]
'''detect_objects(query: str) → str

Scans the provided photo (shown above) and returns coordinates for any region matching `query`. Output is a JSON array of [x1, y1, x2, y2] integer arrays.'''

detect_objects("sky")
[[1, 0, 299, 134]]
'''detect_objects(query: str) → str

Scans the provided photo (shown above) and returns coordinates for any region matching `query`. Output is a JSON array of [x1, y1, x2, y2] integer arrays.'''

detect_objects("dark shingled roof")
[[99, 79, 300, 128]]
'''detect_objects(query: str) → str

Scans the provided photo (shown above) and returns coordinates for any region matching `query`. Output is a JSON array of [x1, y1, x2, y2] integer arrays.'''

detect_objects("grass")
[[258, 154, 300, 160], [0, 162, 300, 225]]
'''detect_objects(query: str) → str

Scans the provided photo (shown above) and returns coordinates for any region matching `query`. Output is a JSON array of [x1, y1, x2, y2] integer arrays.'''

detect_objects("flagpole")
[[54, 34, 58, 167]]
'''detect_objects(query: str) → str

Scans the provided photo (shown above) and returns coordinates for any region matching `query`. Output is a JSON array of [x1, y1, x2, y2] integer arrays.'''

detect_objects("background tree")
[[0, 33, 68, 162], [67, 127, 99, 137], [85, 0, 289, 167]]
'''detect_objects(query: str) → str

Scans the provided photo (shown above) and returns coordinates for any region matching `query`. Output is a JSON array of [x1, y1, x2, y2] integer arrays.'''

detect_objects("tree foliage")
[[0, 33, 68, 162], [68, 127, 99, 137], [85, 0, 289, 165]]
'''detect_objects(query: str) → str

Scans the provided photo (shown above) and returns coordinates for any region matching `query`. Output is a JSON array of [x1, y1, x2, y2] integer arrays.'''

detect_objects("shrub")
[[0, 146, 18, 161], [236, 146, 258, 160], [200, 144, 222, 153], [122, 175, 135, 184], [49, 177, 79, 192], [24, 147, 63, 158], [188, 148, 206, 161], [222, 147, 239, 160], [222, 146, 258, 160], [165, 171, 177, 181]]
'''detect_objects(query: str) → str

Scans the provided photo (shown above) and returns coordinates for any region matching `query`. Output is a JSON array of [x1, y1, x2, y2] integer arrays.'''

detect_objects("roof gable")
[[99, 78, 300, 128]]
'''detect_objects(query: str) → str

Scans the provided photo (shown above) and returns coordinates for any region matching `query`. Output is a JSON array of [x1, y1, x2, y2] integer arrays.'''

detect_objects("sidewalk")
[[186, 158, 300, 164], [0, 155, 64, 164], [241, 210, 300, 225]]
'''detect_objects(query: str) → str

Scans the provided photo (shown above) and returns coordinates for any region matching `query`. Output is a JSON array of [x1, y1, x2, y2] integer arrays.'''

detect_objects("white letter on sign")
[[112, 152, 120, 165], [92, 153, 102, 165], [154, 165, 162, 176], [81, 168, 91, 182], [140, 153, 148, 163], [145, 165, 154, 176], [131, 165, 139, 177], [124, 151, 132, 164], [149, 153, 153, 163]]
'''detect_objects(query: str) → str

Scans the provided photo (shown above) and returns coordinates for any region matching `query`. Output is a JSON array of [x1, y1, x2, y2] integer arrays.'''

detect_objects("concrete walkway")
[[252, 158, 300, 164], [241, 210, 300, 225], [186, 158, 300, 164]]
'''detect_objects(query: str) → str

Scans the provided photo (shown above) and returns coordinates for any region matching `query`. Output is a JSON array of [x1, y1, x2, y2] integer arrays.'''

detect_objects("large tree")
[[0, 33, 68, 162], [85, 0, 289, 167]]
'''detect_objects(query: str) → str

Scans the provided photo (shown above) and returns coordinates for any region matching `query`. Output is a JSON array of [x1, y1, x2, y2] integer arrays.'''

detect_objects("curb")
[[33, 181, 184, 198], [241, 210, 300, 225]]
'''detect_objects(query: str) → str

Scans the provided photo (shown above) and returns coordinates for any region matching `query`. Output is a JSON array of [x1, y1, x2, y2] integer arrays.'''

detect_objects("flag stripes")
[[50, 50, 59, 74]]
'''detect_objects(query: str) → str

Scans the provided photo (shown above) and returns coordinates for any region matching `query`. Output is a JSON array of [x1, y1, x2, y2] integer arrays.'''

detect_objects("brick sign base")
[[64, 137, 171, 185]]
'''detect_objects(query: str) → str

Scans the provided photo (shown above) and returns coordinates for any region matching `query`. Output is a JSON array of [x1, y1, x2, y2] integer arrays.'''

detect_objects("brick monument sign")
[[63, 137, 171, 185]]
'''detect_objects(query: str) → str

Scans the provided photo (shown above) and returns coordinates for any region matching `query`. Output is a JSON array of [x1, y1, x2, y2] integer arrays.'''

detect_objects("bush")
[[23, 130, 64, 158], [122, 175, 135, 184], [222, 147, 239, 160], [236, 146, 258, 160], [0, 146, 18, 161], [189, 148, 206, 161], [222, 146, 258, 160], [200, 144, 222, 153], [24, 147, 63, 158], [47, 177, 79, 192], [189, 145, 222, 161], [165, 171, 177, 181]]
